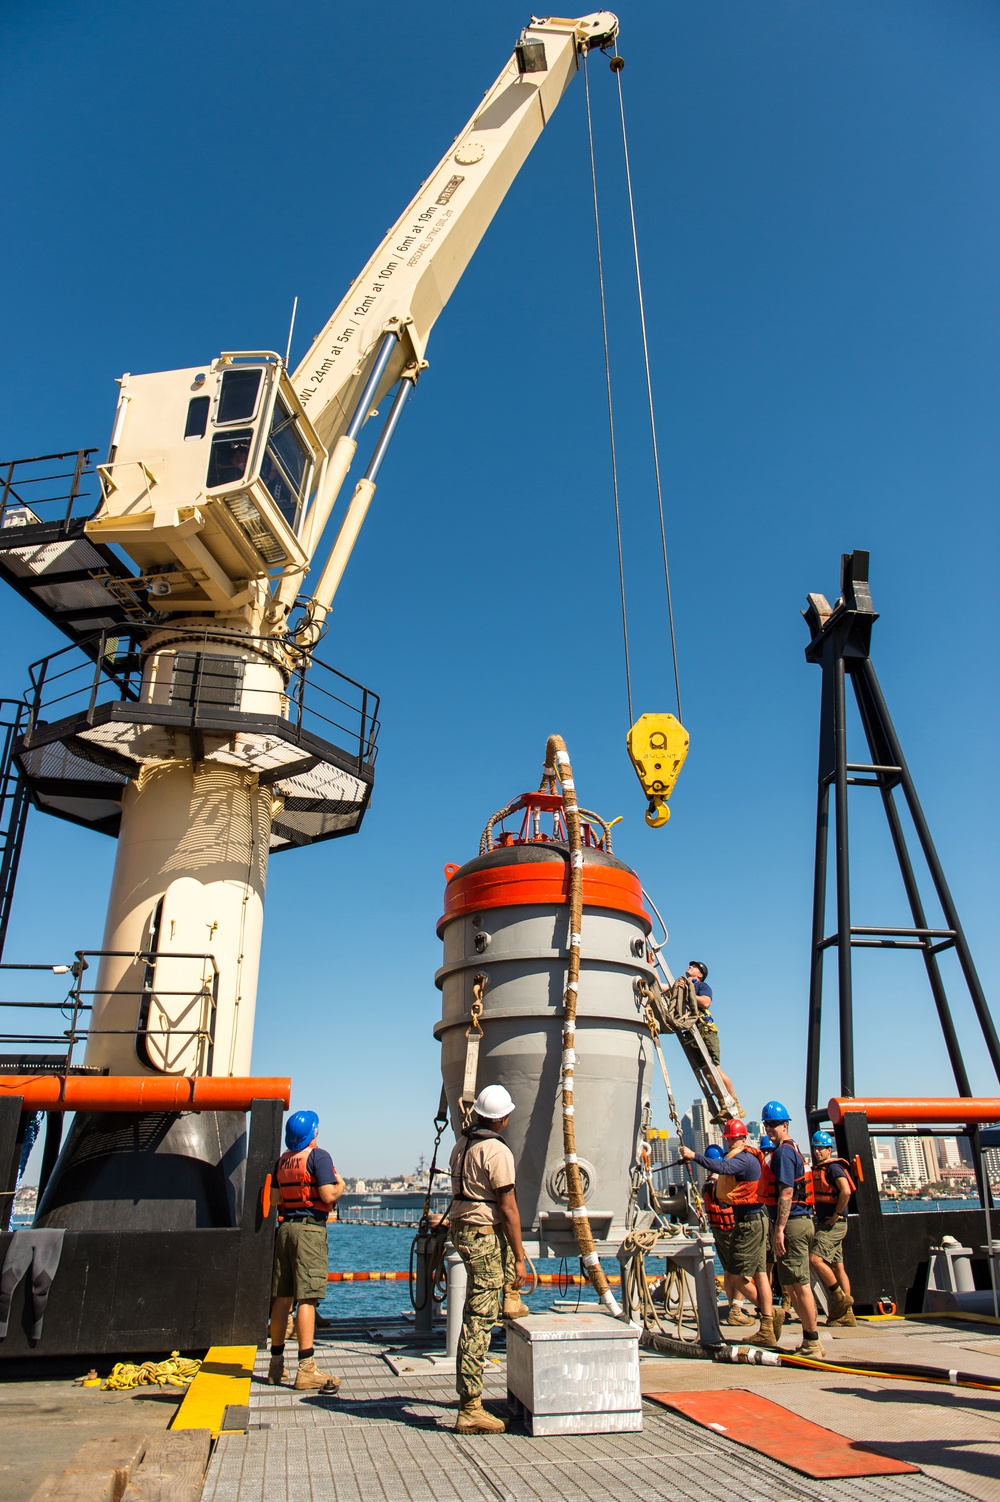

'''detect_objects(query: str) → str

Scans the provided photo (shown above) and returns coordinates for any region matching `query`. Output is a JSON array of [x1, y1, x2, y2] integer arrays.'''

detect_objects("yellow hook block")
[[626, 713, 689, 829]]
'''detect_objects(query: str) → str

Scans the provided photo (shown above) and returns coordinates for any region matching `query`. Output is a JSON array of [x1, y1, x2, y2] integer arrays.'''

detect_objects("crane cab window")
[[184, 395, 211, 439], [207, 428, 253, 489], [260, 399, 310, 526], [216, 368, 263, 425]]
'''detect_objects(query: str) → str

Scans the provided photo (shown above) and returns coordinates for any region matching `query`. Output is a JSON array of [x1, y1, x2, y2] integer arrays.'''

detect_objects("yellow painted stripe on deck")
[[913, 1310, 1000, 1326], [171, 1345, 256, 1437]]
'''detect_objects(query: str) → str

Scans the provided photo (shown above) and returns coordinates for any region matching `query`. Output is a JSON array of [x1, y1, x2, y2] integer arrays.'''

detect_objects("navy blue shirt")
[[710, 1147, 764, 1221], [770, 1141, 811, 1218], [276, 1147, 336, 1223]]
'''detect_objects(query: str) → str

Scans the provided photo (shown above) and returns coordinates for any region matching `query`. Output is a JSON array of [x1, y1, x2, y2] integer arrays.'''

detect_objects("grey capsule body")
[[435, 842, 654, 1251]]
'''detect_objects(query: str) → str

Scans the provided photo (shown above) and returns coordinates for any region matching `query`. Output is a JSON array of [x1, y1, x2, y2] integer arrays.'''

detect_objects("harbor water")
[[318, 1203, 979, 1321]]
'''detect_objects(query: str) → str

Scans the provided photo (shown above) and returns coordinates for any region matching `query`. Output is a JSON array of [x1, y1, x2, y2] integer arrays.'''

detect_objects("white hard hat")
[[473, 1085, 515, 1120]]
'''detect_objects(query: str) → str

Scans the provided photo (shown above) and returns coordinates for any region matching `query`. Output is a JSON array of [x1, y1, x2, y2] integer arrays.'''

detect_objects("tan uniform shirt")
[[448, 1133, 516, 1226]]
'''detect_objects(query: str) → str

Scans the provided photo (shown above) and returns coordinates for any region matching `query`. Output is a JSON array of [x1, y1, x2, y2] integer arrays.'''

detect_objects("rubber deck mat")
[[645, 1389, 921, 1479]]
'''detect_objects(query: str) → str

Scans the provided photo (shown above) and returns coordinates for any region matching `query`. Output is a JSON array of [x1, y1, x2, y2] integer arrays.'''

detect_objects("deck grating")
[[203, 1319, 998, 1502]]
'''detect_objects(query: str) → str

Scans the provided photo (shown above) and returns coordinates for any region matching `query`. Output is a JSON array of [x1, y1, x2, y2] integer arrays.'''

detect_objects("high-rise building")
[[873, 1142, 897, 1190], [874, 1138, 898, 1170], [983, 1147, 1000, 1191], [894, 1130, 926, 1189], [920, 1137, 941, 1186], [689, 1097, 712, 1158], [647, 1129, 673, 1166], [938, 1137, 963, 1169]]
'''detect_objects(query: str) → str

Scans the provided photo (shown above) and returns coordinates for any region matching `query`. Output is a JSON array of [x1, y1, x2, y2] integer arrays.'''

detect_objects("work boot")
[[503, 1289, 531, 1319], [266, 1352, 289, 1385], [796, 1335, 827, 1359], [294, 1357, 341, 1392], [285, 1312, 295, 1341], [827, 1307, 858, 1327], [825, 1287, 854, 1323], [725, 1306, 757, 1326], [747, 1315, 778, 1347], [314, 1311, 334, 1329], [455, 1399, 506, 1434], [772, 1306, 785, 1341], [780, 1293, 798, 1324]]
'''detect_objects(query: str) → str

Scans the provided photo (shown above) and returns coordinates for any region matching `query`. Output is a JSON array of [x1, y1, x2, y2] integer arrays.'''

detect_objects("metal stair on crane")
[[0, 450, 152, 662]]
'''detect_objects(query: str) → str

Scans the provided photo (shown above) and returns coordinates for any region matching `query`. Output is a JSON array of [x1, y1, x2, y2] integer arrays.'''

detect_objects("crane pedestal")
[[0, 1092, 282, 1358]]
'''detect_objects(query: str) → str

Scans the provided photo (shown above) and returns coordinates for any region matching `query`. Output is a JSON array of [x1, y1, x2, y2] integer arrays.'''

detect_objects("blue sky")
[[3, 1, 998, 1174]]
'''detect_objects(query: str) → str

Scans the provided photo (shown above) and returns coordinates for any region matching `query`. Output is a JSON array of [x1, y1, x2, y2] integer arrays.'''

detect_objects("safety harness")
[[451, 1126, 511, 1207]]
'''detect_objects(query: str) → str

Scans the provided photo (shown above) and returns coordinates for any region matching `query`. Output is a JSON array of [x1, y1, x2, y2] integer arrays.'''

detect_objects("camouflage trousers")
[[451, 1222, 515, 1402]]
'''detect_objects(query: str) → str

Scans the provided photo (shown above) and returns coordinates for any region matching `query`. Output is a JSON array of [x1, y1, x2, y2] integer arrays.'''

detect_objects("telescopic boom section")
[[292, 12, 618, 621]]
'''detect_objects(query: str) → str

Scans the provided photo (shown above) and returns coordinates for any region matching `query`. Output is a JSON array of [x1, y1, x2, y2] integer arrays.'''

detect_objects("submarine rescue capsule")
[[435, 792, 653, 1254]]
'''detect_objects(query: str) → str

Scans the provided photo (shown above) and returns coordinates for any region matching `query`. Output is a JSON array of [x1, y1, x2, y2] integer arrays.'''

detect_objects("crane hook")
[[627, 713, 689, 831]]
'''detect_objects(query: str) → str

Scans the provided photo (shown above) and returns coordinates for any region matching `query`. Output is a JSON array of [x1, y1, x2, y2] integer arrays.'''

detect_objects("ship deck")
[[202, 1313, 1000, 1502]]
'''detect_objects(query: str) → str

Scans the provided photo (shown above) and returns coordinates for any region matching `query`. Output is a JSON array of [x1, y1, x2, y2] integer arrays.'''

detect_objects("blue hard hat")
[[704, 1144, 725, 1162], [759, 1136, 774, 1152], [285, 1109, 320, 1152], [761, 1100, 791, 1124], [811, 1130, 835, 1149]]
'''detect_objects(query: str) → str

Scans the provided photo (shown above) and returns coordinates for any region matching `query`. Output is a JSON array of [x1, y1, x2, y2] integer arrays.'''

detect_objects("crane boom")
[[293, 14, 617, 454], [291, 13, 618, 599]]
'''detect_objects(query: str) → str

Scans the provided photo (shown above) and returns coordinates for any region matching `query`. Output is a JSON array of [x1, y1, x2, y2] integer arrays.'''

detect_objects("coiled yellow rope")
[[102, 1351, 202, 1390]]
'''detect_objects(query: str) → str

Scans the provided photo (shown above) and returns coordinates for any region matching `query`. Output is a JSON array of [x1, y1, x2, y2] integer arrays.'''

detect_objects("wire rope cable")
[[584, 50, 633, 727], [613, 55, 683, 724]]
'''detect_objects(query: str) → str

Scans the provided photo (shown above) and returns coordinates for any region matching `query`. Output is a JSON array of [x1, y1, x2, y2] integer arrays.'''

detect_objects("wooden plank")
[[140, 1432, 211, 1471], [29, 1473, 116, 1502], [646, 1390, 920, 1478], [64, 1433, 148, 1501], [171, 1346, 254, 1438], [120, 1479, 203, 1502]]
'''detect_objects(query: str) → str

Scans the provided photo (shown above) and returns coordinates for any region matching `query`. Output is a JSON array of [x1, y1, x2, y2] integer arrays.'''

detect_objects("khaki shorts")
[[271, 1220, 329, 1302], [712, 1226, 734, 1273], [813, 1216, 847, 1266], [682, 1026, 721, 1068], [775, 1215, 815, 1287], [729, 1212, 767, 1278]]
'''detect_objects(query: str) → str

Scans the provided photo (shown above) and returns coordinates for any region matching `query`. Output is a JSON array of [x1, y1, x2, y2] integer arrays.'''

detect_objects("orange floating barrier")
[[0, 1074, 290, 1112], [829, 1096, 1000, 1126], [325, 1271, 623, 1284]]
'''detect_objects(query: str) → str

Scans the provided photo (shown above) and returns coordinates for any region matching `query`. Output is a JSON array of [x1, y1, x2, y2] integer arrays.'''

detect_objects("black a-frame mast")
[[803, 550, 1000, 1123]]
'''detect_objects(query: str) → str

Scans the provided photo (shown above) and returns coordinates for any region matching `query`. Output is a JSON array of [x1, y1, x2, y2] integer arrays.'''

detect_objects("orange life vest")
[[813, 1156, 856, 1209], [723, 1142, 815, 1210], [703, 1179, 736, 1232], [276, 1148, 328, 1217]]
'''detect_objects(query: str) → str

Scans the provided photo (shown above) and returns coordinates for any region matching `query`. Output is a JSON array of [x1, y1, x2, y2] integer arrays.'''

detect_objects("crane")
[[8, 14, 619, 1091]]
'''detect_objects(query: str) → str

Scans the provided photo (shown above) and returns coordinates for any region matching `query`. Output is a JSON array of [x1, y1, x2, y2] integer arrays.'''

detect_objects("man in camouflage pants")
[[448, 1085, 529, 1434]]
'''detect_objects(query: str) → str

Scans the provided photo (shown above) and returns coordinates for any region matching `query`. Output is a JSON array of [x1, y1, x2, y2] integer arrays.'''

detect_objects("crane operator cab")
[[87, 353, 320, 616]]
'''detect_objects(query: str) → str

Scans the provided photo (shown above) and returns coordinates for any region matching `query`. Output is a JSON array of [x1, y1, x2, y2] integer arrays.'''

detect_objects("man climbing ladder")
[[644, 961, 744, 1121]]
